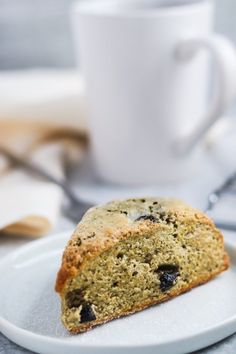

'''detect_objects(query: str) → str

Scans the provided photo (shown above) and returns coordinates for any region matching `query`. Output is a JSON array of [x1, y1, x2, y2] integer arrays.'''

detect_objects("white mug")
[[72, 0, 236, 185]]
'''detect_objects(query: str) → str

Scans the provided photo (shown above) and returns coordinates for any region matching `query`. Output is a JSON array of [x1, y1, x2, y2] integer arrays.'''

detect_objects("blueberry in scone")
[[55, 197, 229, 333]]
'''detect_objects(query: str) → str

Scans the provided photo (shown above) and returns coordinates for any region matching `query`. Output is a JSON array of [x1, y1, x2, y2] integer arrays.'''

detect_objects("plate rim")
[[0, 231, 236, 353]]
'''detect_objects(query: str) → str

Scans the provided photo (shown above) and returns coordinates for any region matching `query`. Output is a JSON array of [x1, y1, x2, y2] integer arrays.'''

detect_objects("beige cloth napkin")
[[0, 70, 88, 237], [0, 121, 87, 237]]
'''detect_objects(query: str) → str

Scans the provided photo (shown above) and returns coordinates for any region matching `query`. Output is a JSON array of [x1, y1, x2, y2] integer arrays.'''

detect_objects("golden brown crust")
[[67, 260, 229, 334], [55, 198, 225, 294]]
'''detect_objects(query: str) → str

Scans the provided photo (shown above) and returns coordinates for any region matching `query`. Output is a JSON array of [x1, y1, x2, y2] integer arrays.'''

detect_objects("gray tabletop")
[[1, 332, 236, 354]]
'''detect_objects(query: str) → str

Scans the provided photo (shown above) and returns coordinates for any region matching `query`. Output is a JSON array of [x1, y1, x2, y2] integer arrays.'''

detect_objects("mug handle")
[[175, 35, 236, 155]]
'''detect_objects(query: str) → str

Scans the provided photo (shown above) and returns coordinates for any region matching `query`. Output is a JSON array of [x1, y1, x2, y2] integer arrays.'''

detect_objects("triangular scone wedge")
[[55, 197, 229, 333]]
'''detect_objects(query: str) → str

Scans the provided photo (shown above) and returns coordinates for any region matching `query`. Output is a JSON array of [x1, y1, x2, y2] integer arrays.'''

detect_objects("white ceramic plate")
[[0, 231, 236, 354]]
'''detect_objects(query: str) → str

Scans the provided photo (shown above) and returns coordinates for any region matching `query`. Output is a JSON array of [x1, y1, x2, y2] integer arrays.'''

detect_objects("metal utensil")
[[206, 171, 236, 212], [205, 170, 236, 231], [0, 146, 93, 223], [1, 146, 236, 230]]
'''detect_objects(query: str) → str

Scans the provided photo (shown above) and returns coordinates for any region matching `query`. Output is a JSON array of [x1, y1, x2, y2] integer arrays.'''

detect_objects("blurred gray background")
[[0, 0, 235, 69]]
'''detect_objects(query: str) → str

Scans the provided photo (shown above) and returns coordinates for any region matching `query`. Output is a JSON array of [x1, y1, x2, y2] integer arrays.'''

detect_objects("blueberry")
[[155, 264, 180, 292], [160, 272, 179, 291], [80, 303, 96, 323], [135, 215, 158, 222]]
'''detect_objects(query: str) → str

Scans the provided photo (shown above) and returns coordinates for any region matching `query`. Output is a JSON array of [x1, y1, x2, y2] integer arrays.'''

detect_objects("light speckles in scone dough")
[[55, 197, 229, 333]]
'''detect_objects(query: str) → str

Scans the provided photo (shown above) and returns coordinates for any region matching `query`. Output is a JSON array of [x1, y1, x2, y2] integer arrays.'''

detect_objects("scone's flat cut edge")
[[55, 197, 229, 334]]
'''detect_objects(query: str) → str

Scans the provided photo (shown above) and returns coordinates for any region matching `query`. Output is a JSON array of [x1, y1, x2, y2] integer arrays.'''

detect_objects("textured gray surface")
[[1, 333, 236, 354], [0, 334, 33, 354]]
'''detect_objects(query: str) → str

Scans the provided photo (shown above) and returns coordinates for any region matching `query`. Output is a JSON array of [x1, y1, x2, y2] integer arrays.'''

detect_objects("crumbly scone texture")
[[55, 197, 229, 333]]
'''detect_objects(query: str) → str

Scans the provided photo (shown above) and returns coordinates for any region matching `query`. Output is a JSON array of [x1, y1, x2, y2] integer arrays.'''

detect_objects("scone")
[[55, 197, 229, 333]]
